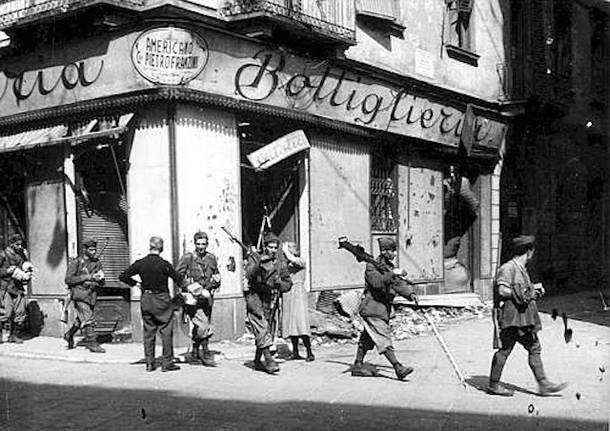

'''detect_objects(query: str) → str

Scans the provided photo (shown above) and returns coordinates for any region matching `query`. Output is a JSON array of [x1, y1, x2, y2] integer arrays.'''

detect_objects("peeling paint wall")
[[175, 104, 242, 296], [309, 132, 370, 289], [397, 156, 443, 281], [127, 105, 173, 270]]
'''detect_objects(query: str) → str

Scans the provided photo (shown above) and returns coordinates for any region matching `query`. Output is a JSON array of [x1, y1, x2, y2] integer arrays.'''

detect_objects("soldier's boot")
[[253, 348, 266, 371], [7, 323, 24, 344], [63, 325, 78, 349], [351, 362, 375, 377], [537, 379, 567, 396], [200, 340, 216, 367], [84, 326, 105, 353], [487, 381, 514, 396], [394, 363, 414, 381], [262, 347, 279, 374], [187, 342, 201, 364]]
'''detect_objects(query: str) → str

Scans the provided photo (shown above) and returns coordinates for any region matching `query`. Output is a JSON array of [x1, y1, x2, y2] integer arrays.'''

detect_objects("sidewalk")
[[0, 334, 256, 364]]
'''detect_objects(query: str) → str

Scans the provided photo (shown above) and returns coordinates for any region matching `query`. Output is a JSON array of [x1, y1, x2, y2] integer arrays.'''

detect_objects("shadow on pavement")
[[0, 378, 603, 431], [537, 289, 610, 327], [466, 375, 539, 396]]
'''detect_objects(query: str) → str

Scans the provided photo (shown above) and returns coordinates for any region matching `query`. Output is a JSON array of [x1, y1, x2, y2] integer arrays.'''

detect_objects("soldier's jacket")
[[65, 255, 104, 305], [493, 258, 542, 332], [176, 252, 220, 291], [245, 253, 292, 303], [359, 256, 414, 322], [0, 246, 27, 295]]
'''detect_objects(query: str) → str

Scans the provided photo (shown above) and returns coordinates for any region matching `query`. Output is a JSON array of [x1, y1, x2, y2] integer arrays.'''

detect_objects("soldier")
[[119, 236, 184, 372], [244, 232, 292, 374], [63, 238, 106, 353], [0, 234, 32, 344], [351, 237, 417, 381], [176, 231, 221, 367], [488, 235, 567, 396]]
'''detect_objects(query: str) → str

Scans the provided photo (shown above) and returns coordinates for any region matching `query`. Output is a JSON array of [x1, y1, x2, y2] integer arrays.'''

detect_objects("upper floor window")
[[444, 0, 479, 66], [355, 0, 404, 35]]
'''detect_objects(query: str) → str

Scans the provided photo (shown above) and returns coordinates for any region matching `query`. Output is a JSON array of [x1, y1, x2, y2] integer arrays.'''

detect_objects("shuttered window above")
[[356, 0, 397, 22]]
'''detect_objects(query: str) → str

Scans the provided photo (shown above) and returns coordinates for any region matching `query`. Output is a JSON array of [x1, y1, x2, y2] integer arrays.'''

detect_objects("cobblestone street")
[[2, 313, 608, 431]]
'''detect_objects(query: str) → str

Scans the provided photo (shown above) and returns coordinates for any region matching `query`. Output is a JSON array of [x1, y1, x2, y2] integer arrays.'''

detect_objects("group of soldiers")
[[0, 228, 568, 395]]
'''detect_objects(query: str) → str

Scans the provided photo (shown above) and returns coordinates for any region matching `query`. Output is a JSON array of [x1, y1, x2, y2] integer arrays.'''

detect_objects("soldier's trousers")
[[141, 291, 174, 366], [72, 300, 96, 329], [245, 291, 273, 349], [490, 327, 546, 383], [0, 290, 26, 325], [185, 298, 213, 341]]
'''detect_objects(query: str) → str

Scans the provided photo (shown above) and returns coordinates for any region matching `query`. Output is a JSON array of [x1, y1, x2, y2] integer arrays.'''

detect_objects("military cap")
[[149, 236, 164, 251], [82, 238, 97, 248], [264, 232, 280, 245], [512, 235, 535, 248], [378, 237, 397, 251], [193, 231, 208, 242], [512, 235, 535, 255]]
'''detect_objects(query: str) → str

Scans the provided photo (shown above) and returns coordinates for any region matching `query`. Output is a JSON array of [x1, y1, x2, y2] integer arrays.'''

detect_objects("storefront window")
[[370, 154, 397, 233]]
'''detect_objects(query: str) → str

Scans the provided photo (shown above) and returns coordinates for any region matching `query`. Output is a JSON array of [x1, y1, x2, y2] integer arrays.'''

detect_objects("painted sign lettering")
[[247, 130, 310, 170], [0, 60, 104, 105], [235, 49, 503, 148], [132, 27, 209, 85]]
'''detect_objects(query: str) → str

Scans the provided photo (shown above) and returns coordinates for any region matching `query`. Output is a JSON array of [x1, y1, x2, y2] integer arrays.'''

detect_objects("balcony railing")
[[0, 0, 144, 30], [219, 0, 355, 43]]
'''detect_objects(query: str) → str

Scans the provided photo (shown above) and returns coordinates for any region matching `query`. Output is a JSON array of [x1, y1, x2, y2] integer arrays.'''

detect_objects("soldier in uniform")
[[119, 236, 184, 372], [351, 237, 417, 381], [488, 235, 567, 396], [0, 234, 32, 344], [176, 231, 221, 367], [63, 238, 106, 353], [244, 232, 292, 374]]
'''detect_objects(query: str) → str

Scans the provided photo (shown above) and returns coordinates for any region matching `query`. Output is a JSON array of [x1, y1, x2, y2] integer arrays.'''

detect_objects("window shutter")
[[457, 0, 474, 14], [356, 0, 396, 21]]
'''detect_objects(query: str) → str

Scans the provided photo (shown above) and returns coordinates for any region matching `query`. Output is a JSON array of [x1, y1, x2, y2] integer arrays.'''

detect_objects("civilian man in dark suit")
[[119, 236, 184, 372]]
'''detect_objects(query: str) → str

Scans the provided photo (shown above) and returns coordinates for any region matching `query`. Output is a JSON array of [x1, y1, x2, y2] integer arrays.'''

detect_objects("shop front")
[[0, 23, 507, 341]]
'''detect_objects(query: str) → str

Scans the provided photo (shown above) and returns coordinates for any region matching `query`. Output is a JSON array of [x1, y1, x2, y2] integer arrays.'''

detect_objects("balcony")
[[0, 0, 144, 31], [219, 0, 356, 47]]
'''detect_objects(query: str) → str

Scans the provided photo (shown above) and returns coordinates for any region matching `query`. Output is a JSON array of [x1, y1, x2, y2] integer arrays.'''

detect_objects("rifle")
[[337, 236, 428, 285], [491, 234, 503, 349]]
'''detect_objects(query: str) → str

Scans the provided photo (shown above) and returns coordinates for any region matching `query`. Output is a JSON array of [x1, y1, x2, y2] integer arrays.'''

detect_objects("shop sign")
[[247, 130, 310, 170], [131, 27, 209, 85]]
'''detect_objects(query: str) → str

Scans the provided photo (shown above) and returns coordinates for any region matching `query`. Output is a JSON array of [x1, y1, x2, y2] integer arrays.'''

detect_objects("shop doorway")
[[74, 137, 130, 336], [238, 116, 305, 249], [443, 164, 478, 293]]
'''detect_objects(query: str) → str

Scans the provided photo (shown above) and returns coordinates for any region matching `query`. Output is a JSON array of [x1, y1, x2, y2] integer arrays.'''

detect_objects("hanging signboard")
[[247, 130, 310, 170], [131, 27, 209, 85]]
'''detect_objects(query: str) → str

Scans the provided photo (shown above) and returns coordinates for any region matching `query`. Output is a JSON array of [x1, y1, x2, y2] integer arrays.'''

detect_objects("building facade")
[[501, 0, 609, 294], [0, 0, 510, 341]]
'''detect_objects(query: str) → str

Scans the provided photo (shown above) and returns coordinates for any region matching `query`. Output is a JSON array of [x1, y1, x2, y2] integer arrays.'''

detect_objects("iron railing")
[[219, 0, 356, 42], [0, 0, 144, 30]]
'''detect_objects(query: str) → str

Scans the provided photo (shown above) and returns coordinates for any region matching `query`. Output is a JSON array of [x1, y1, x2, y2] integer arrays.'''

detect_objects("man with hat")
[[244, 232, 292, 374], [64, 237, 106, 353], [176, 231, 221, 367], [119, 236, 184, 372], [351, 236, 417, 381], [488, 235, 567, 396], [0, 234, 31, 343]]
